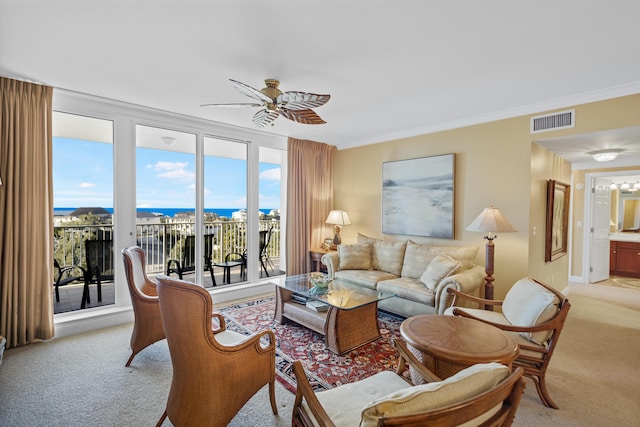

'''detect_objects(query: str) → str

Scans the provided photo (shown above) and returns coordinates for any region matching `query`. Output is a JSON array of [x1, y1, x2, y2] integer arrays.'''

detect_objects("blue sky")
[[53, 138, 281, 209]]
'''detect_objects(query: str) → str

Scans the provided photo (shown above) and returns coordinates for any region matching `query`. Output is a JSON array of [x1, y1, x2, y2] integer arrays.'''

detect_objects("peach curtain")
[[0, 77, 55, 348], [286, 138, 335, 275]]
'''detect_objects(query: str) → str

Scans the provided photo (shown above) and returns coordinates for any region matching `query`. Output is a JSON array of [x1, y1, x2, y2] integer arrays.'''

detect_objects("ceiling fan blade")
[[252, 109, 279, 127], [277, 92, 330, 110], [280, 108, 326, 125], [230, 79, 273, 104], [200, 102, 262, 108]]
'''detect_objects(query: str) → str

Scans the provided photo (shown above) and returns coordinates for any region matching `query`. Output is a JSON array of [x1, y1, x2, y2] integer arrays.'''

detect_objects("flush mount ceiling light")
[[588, 149, 623, 162], [161, 136, 176, 146]]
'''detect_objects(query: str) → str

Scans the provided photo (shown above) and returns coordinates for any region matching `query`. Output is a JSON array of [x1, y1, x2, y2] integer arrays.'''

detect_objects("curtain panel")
[[0, 77, 55, 348], [286, 138, 335, 276]]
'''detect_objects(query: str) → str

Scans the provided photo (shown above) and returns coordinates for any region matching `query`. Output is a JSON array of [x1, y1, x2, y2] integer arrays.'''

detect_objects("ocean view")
[[54, 207, 275, 219]]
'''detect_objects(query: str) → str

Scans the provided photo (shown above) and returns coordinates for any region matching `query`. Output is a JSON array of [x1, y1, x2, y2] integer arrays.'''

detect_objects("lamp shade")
[[466, 206, 516, 234], [326, 210, 351, 226]]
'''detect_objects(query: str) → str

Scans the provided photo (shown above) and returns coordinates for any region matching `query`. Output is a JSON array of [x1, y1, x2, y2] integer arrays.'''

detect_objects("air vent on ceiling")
[[530, 109, 575, 134]]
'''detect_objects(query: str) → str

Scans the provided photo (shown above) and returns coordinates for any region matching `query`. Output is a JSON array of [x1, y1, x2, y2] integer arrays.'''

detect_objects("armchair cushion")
[[310, 371, 410, 427], [338, 242, 372, 270], [502, 277, 559, 344], [360, 362, 510, 427], [420, 254, 462, 290]]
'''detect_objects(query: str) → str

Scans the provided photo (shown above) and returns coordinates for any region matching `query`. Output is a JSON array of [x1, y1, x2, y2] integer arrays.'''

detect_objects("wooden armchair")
[[155, 275, 277, 427], [447, 277, 571, 409], [292, 339, 525, 427], [121, 246, 165, 367]]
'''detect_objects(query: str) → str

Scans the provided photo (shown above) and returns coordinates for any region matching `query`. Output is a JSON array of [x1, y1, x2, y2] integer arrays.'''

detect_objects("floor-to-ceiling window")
[[52, 111, 115, 313], [52, 90, 286, 325], [135, 125, 198, 282]]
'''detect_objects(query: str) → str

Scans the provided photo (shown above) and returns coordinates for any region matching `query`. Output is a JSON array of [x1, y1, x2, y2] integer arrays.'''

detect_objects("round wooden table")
[[400, 314, 519, 381]]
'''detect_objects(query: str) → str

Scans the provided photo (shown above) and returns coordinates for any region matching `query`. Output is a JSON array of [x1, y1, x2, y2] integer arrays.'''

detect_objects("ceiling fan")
[[201, 79, 330, 128]]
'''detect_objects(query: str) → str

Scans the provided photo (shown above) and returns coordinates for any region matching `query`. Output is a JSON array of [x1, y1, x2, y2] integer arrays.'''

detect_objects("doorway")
[[583, 170, 640, 283]]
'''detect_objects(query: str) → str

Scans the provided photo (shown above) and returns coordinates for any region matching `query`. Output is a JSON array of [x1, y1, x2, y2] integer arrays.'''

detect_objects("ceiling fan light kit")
[[202, 79, 330, 128]]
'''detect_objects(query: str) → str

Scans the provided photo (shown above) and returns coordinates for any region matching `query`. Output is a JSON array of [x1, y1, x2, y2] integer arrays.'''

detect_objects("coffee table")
[[400, 314, 519, 381], [273, 274, 396, 355]]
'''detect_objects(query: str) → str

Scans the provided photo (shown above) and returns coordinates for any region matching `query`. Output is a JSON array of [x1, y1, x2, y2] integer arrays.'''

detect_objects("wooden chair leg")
[[269, 379, 278, 414], [125, 351, 136, 367], [155, 410, 168, 427], [532, 373, 559, 409]]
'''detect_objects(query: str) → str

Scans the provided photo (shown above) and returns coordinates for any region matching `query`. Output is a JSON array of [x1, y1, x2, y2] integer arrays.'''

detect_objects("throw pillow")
[[502, 277, 558, 344], [372, 240, 407, 276], [360, 362, 510, 427], [338, 242, 372, 270], [419, 254, 462, 290], [357, 233, 380, 245]]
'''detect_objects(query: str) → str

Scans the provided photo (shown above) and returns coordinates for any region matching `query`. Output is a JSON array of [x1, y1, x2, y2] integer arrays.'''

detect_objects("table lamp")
[[326, 210, 351, 246], [466, 206, 516, 310]]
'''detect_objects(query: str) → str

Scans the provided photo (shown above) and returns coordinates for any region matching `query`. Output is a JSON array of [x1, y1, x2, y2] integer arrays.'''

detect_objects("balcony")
[[53, 220, 282, 314]]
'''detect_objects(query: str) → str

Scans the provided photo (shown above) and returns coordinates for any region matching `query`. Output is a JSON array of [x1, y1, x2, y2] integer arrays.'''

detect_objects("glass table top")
[[274, 273, 396, 310]]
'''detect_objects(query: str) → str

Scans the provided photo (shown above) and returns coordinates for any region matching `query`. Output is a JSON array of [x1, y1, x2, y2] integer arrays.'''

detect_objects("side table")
[[400, 314, 519, 382], [309, 247, 335, 272]]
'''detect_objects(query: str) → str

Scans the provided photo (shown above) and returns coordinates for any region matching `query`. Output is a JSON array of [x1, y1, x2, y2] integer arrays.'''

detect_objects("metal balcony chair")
[[53, 258, 86, 303], [166, 234, 216, 286], [83, 239, 114, 309], [259, 226, 275, 277]]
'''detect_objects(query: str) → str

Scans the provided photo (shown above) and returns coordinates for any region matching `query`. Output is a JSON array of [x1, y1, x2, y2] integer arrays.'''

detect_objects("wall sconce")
[[325, 210, 351, 245], [588, 149, 623, 162]]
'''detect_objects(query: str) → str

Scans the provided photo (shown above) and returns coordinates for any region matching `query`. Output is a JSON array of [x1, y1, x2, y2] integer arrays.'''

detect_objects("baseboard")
[[54, 306, 134, 339], [52, 278, 280, 340]]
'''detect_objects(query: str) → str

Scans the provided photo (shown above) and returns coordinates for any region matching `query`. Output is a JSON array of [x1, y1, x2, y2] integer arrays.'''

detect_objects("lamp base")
[[332, 233, 341, 245]]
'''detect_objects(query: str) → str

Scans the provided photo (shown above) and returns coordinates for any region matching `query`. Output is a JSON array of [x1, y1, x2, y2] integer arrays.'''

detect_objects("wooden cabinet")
[[610, 241, 640, 278]]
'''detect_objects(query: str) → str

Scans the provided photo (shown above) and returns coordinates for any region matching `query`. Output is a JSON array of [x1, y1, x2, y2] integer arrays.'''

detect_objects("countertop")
[[610, 232, 640, 242]]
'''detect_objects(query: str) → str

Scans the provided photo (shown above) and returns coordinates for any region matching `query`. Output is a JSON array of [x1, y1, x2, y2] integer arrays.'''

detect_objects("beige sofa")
[[321, 234, 485, 318]]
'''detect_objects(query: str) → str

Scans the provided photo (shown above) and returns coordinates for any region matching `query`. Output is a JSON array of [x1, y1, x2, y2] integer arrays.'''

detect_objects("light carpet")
[[0, 283, 638, 426]]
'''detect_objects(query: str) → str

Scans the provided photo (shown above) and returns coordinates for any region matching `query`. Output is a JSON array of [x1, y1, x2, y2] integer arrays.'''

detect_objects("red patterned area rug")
[[216, 296, 406, 394]]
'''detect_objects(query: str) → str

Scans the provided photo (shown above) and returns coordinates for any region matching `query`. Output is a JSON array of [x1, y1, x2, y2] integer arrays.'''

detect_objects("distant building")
[[136, 210, 163, 224], [70, 207, 111, 217]]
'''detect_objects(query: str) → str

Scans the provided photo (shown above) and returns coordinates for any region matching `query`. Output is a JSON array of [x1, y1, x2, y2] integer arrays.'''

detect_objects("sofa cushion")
[[420, 254, 461, 290], [338, 242, 372, 270], [401, 241, 479, 278], [336, 270, 397, 290], [502, 277, 559, 344], [377, 277, 435, 305], [360, 362, 510, 427], [371, 240, 407, 276]]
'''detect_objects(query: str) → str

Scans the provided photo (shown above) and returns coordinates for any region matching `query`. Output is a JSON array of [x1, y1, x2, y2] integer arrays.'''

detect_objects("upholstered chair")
[[155, 275, 278, 427], [447, 277, 570, 409], [292, 339, 525, 427], [121, 246, 165, 367]]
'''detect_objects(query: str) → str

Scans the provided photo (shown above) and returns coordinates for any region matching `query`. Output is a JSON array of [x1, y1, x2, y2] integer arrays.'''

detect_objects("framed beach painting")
[[382, 153, 455, 238]]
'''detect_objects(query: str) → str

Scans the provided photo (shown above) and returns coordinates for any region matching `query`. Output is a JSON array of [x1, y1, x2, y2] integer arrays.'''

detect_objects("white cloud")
[[154, 161, 195, 182], [79, 182, 95, 188], [260, 168, 280, 181]]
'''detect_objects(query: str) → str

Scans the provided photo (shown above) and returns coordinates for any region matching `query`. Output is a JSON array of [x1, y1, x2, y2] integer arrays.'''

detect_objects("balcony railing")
[[53, 220, 281, 276]]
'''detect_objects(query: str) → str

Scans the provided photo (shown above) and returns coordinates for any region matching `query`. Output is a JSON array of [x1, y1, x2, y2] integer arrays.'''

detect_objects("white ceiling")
[[2, 0, 640, 163]]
